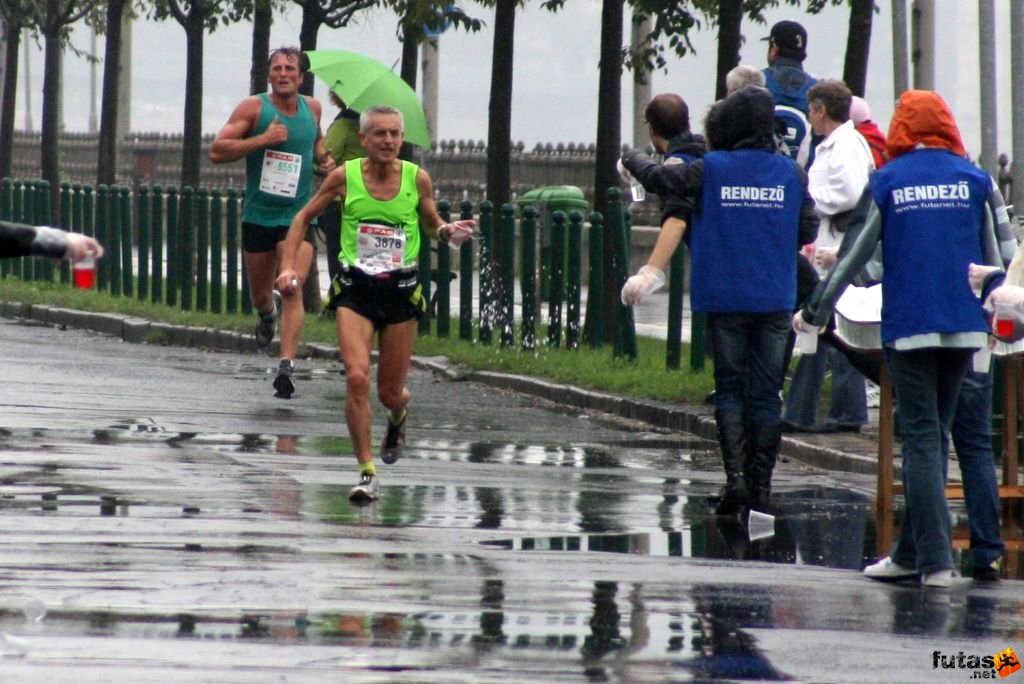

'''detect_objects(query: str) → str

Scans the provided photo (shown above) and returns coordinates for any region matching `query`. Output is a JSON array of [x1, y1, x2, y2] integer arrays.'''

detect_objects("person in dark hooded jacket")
[[621, 86, 818, 516]]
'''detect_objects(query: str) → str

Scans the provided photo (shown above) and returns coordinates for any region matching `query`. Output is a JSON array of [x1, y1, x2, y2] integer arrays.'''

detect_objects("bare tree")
[[0, 4, 29, 179], [96, 0, 129, 186]]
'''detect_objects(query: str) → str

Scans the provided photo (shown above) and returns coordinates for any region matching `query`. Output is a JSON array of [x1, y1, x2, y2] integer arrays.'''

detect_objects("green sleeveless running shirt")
[[340, 158, 421, 274]]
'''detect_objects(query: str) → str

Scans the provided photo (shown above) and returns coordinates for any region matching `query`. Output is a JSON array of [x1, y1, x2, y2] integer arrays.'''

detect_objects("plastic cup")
[[994, 304, 1015, 338], [72, 255, 96, 289], [795, 329, 818, 355], [629, 182, 646, 203], [747, 509, 775, 541]]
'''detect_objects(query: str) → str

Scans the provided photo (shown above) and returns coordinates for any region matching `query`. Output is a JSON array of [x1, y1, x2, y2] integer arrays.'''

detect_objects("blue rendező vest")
[[242, 93, 317, 227], [870, 148, 991, 343], [690, 150, 803, 313]]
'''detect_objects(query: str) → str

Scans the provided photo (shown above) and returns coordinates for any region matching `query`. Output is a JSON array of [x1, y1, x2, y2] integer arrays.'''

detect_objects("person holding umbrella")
[[209, 46, 335, 399], [275, 105, 476, 503]]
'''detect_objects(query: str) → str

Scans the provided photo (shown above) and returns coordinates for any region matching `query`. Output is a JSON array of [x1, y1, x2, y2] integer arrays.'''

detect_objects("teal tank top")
[[242, 93, 317, 227]]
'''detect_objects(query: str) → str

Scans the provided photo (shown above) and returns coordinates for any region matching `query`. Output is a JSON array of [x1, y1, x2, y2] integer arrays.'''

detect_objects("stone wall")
[[9, 131, 662, 226]]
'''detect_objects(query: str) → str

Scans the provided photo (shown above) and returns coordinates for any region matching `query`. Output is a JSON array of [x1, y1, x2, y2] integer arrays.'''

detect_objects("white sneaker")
[[863, 556, 916, 581], [348, 473, 379, 503], [921, 569, 953, 588]]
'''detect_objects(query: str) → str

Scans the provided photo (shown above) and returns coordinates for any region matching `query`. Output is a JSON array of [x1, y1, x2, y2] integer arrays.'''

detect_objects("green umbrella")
[[306, 49, 432, 148]]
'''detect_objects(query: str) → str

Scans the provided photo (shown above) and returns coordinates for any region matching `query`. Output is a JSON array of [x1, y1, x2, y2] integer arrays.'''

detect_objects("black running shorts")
[[328, 267, 426, 329]]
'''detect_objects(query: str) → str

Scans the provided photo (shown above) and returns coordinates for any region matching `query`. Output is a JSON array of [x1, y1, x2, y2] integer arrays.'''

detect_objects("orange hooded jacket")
[[885, 90, 966, 161]]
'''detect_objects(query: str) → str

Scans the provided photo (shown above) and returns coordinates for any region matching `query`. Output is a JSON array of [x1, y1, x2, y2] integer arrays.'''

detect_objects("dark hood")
[[704, 86, 777, 152]]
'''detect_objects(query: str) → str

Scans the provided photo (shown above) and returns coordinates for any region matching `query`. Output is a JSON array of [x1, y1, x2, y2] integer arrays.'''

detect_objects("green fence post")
[[11, 180, 24, 279], [547, 210, 567, 348], [137, 186, 150, 301], [210, 189, 223, 314], [119, 186, 133, 297], [500, 203, 516, 348], [566, 210, 583, 350], [477, 201, 493, 345], [435, 199, 452, 338], [179, 187, 194, 311], [58, 182, 71, 284], [95, 185, 110, 291], [586, 211, 604, 347], [37, 179, 54, 281], [666, 240, 686, 370], [608, 188, 637, 360], [195, 188, 209, 312], [459, 199, 474, 341], [151, 185, 164, 304], [108, 185, 123, 297], [82, 186, 95, 287], [0, 179, 10, 277], [519, 203, 537, 351], [166, 186, 179, 307], [226, 188, 241, 315]]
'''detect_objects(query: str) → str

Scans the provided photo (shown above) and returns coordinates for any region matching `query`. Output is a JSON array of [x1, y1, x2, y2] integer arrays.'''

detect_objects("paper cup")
[[72, 255, 96, 289], [795, 329, 818, 355], [747, 509, 776, 541]]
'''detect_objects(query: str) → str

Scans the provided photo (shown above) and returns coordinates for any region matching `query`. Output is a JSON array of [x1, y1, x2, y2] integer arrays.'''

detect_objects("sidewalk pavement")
[[0, 298, 886, 481]]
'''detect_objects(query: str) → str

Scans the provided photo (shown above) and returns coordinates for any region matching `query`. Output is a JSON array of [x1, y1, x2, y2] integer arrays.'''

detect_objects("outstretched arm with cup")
[[0, 220, 103, 262]]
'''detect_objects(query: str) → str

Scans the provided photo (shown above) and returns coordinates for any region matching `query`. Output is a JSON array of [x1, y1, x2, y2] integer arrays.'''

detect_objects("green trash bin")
[[518, 186, 589, 301]]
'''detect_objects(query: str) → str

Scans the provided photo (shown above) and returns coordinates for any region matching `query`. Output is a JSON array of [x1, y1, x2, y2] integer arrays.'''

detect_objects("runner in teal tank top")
[[210, 46, 333, 400], [274, 105, 477, 504]]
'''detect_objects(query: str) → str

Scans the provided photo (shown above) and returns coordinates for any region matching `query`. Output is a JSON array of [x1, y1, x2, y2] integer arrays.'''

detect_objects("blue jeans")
[[783, 345, 867, 429], [951, 369, 1005, 568], [886, 347, 972, 574], [709, 311, 790, 427]]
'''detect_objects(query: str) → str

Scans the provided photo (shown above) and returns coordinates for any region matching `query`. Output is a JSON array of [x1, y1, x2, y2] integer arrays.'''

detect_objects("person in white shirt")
[[782, 79, 874, 433]]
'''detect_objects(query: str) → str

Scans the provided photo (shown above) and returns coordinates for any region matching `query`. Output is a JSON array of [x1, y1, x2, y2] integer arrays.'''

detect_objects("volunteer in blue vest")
[[621, 86, 819, 516], [275, 105, 476, 503], [762, 20, 818, 169], [210, 46, 335, 400], [794, 90, 1004, 588]]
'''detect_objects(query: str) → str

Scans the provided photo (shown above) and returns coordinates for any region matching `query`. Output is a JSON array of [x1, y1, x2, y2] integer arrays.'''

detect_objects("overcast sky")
[[19, 2, 1016, 159]]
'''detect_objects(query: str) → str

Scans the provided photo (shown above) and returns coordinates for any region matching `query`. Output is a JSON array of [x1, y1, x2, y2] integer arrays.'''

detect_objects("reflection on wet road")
[[0, 317, 1021, 682]]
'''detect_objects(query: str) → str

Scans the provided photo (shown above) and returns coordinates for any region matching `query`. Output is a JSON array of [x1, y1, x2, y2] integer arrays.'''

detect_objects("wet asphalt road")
[[0, 315, 1021, 683]]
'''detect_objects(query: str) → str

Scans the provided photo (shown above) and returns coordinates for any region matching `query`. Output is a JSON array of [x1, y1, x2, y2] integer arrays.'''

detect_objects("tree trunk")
[[842, 0, 873, 96], [398, 9, 419, 162], [97, 0, 127, 186], [486, 0, 515, 210], [41, 23, 63, 223], [0, 21, 22, 179], [714, 0, 743, 100], [591, 0, 623, 333], [298, 5, 320, 96], [249, 0, 272, 96], [179, 11, 204, 190]]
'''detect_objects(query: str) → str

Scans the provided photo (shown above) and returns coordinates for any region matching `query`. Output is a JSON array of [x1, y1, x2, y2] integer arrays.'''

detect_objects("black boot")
[[747, 422, 782, 511], [713, 410, 750, 515]]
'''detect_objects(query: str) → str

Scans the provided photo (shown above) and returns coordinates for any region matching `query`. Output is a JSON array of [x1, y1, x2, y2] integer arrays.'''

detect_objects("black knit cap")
[[762, 20, 808, 61]]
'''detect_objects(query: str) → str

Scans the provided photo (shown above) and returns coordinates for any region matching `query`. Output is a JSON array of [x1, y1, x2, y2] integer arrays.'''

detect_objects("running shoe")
[[972, 559, 1001, 582], [273, 359, 295, 399], [255, 290, 282, 349], [348, 472, 379, 503], [380, 409, 407, 464]]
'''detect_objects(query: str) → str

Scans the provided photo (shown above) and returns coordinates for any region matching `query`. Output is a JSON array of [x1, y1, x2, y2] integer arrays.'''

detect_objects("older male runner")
[[276, 105, 476, 502]]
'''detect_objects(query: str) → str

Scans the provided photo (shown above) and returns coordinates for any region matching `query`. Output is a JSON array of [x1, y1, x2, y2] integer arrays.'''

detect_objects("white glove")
[[63, 232, 104, 262], [987, 284, 1024, 311], [968, 262, 1001, 296], [616, 158, 636, 184], [620, 265, 665, 306], [441, 220, 478, 248], [813, 246, 839, 271], [792, 311, 824, 335]]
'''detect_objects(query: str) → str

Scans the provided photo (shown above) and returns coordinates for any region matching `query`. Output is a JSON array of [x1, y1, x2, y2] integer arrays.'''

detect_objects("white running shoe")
[[921, 569, 953, 588], [348, 473, 379, 503], [863, 556, 916, 581]]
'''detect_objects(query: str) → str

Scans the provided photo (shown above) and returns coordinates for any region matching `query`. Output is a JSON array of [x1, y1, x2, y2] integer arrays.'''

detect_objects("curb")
[[1, 301, 881, 477]]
